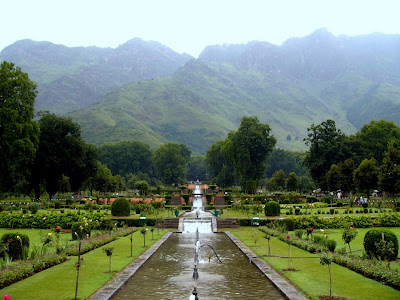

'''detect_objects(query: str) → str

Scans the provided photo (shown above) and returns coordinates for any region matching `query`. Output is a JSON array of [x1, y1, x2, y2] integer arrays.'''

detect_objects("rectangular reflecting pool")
[[111, 232, 286, 300]]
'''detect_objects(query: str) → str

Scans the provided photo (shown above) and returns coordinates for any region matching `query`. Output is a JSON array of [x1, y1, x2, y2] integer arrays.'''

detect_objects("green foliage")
[[0, 61, 39, 194], [34, 112, 93, 199], [303, 120, 349, 189], [97, 141, 154, 177], [379, 141, 400, 198], [224, 116, 276, 187], [187, 155, 209, 181], [153, 142, 191, 185], [266, 170, 286, 191], [1, 232, 29, 260], [71, 220, 92, 240], [264, 201, 280, 216], [134, 180, 149, 196], [353, 158, 379, 197], [0, 252, 67, 289], [364, 228, 399, 261], [266, 149, 308, 178], [206, 140, 235, 187], [111, 198, 131, 217]]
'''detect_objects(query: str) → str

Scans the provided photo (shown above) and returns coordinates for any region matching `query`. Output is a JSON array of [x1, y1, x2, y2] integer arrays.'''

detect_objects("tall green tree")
[[286, 172, 299, 192], [326, 164, 342, 192], [153, 142, 191, 185], [0, 61, 39, 195], [339, 158, 356, 194], [206, 140, 236, 187], [378, 141, 400, 199], [356, 120, 400, 164], [33, 113, 89, 199], [90, 162, 115, 194], [303, 119, 349, 189], [353, 158, 379, 197], [266, 148, 308, 178], [97, 141, 154, 176], [187, 155, 209, 181], [224, 116, 276, 187], [266, 170, 286, 191]]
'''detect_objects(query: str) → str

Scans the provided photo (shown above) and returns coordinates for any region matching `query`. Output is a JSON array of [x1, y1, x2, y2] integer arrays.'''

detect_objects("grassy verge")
[[227, 227, 400, 300], [1, 228, 170, 299]]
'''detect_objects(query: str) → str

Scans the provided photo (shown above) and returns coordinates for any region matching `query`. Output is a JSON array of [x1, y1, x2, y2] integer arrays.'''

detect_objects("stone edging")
[[224, 231, 309, 300], [88, 231, 173, 300]]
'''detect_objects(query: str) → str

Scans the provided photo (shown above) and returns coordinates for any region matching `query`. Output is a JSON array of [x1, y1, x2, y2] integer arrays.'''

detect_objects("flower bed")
[[0, 252, 68, 289], [65, 227, 137, 256], [0, 211, 107, 229]]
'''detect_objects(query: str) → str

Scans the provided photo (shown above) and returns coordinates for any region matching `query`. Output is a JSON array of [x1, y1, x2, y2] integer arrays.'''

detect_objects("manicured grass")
[[0, 228, 75, 254], [227, 227, 400, 300], [1, 228, 170, 299]]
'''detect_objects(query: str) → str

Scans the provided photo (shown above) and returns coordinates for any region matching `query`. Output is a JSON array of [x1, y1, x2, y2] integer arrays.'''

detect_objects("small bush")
[[325, 239, 337, 252], [295, 229, 304, 238], [29, 204, 39, 214], [264, 201, 280, 216], [0, 232, 30, 260], [364, 228, 399, 261], [281, 218, 296, 231], [111, 198, 131, 217], [71, 221, 91, 240], [54, 201, 61, 209]]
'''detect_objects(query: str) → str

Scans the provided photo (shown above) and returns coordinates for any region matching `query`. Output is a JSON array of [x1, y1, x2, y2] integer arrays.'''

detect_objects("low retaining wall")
[[89, 232, 173, 300]]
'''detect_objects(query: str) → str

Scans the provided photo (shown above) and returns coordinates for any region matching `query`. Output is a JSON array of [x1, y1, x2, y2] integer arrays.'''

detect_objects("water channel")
[[110, 184, 286, 300]]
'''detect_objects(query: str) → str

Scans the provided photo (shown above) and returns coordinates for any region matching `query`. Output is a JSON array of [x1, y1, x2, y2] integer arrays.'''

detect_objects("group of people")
[[355, 196, 368, 205]]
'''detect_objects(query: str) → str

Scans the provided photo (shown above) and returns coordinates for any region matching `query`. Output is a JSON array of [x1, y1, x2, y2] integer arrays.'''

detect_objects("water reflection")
[[111, 233, 285, 300]]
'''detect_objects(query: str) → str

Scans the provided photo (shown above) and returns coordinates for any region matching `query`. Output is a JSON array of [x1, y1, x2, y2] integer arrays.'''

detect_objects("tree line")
[[1, 61, 400, 199]]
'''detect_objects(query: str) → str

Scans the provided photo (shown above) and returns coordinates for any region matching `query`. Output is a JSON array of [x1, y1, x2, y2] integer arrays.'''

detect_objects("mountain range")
[[1, 29, 400, 154]]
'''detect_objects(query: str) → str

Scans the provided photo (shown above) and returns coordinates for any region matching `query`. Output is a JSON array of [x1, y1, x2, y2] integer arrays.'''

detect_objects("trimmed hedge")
[[264, 201, 280, 216], [0, 211, 106, 229], [111, 198, 131, 216]]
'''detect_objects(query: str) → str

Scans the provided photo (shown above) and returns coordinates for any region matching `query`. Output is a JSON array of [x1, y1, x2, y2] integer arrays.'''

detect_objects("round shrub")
[[325, 239, 337, 252], [1, 232, 29, 260], [54, 201, 61, 209], [111, 198, 131, 217], [71, 221, 91, 240], [364, 228, 399, 261], [264, 201, 280, 216]]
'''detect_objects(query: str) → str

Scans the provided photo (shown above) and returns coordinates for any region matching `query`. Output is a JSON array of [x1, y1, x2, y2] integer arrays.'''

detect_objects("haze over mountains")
[[1, 29, 400, 154]]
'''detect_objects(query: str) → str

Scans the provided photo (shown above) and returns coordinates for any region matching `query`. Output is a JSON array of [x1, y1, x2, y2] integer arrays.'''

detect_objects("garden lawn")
[[309, 227, 400, 269], [0, 228, 169, 299], [227, 227, 400, 300], [0, 228, 75, 253]]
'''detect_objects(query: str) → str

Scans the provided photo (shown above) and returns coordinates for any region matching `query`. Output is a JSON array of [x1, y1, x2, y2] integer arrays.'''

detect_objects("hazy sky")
[[1, 0, 399, 57]]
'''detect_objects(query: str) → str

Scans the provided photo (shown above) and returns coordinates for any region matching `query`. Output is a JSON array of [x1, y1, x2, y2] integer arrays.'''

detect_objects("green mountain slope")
[[70, 31, 400, 154], [0, 39, 193, 114]]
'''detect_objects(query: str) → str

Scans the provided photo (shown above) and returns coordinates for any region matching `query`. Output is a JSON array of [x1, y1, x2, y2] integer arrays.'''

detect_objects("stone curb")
[[88, 231, 173, 300], [224, 231, 309, 300]]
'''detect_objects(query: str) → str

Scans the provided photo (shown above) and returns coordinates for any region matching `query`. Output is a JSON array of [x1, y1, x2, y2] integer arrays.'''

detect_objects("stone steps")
[[217, 218, 240, 228]]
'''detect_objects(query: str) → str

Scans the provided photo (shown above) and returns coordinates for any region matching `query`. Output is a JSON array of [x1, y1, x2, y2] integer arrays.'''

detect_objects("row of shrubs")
[[0, 252, 68, 289], [0, 211, 107, 229], [260, 227, 400, 290], [229, 213, 400, 229]]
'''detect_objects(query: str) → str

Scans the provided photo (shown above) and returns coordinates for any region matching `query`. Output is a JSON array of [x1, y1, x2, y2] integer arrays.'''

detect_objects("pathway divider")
[[225, 231, 308, 300], [89, 231, 173, 300]]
